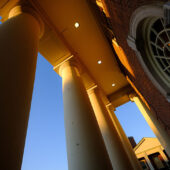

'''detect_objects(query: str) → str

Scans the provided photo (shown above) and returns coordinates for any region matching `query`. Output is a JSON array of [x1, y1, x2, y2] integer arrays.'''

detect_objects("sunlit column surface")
[[158, 147, 169, 163], [144, 152, 155, 170], [88, 86, 133, 170], [131, 95, 170, 157], [107, 104, 142, 170], [59, 60, 112, 170], [0, 5, 43, 170]]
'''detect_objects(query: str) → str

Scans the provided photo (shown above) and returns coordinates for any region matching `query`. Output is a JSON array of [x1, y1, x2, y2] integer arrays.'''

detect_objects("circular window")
[[137, 17, 170, 93]]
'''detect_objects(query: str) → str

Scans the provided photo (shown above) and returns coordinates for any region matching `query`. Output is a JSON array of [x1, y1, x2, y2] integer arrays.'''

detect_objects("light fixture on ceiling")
[[112, 83, 116, 87], [74, 22, 80, 28], [98, 60, 102, 64]]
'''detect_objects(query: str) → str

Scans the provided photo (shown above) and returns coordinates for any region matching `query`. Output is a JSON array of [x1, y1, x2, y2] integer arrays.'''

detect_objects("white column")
[[59, 60, 112, 170], [144, 152, 155, 170], [158, 147, 168, 161], [159, 148, 170, 168], [88, 86, 133, 170], [107, 104, 142, 170], [0, 5, 43, 170], [131, 95, 170, 156]]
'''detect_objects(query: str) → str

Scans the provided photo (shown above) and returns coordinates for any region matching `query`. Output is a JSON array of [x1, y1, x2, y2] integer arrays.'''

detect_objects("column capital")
[[106, 103, 115, 112], [87, 85, 98, 94], [8, 4, 44, 38], [129, 93, 138, 101], [53, 56, 82, 77]]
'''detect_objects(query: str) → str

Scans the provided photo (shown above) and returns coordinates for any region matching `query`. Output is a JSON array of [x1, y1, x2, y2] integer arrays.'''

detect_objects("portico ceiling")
[[1, 0, 129, 97]]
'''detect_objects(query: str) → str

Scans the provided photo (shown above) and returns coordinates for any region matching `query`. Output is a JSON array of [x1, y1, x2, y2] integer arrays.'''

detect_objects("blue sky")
[[21, 54, 155, 170]]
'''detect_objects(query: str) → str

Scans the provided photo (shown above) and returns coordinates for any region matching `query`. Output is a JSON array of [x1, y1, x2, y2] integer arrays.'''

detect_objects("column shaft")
[[0, 6, 41, 170], [158, 147, 169, 162], [60, 61, 112, 170], [88, 87, 133, 170], [107, 105, 142, 170], [133, 96, 170, 156], [144, 152, 155, 170]]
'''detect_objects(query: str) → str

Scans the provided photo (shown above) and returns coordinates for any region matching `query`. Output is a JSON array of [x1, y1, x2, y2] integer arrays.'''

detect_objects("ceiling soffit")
[[1, 0, 130, 102]]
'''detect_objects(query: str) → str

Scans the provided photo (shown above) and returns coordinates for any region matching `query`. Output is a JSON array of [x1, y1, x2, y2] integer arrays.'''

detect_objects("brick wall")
[[103, 0, 170, 134]]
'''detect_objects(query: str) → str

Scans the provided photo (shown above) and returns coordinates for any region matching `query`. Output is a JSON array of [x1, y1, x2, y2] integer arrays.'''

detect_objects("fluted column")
[[107, 104, 142, 170], [88, 86, 133, 170], [0, 5, 43, 170], [59, 60, 112, 170], [131, 95, 170, 157]]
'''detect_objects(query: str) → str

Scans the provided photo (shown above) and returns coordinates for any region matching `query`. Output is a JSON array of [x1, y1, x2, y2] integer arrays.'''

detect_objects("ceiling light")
[[74, 22, 80, 28], [98, 60, 102, 64], [112, 83, 115, 87]]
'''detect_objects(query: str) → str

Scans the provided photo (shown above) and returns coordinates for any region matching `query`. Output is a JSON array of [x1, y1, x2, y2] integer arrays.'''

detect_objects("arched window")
[[127, 3, 170, 101]]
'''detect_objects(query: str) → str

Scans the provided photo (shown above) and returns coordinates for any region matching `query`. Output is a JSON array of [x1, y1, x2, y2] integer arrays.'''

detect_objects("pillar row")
[[0, 5, 43, 170], [88, 87, 133, 170], [59, 60, 112, 170]]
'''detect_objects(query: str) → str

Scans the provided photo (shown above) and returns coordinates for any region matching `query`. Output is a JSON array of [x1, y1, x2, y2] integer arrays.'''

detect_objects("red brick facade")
[[103, 0, 170, 134]]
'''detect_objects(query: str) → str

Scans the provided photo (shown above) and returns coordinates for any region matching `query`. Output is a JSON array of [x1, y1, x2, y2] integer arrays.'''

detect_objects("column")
[[131, 95, 170, 156], [107, 104, 142, 170], [0, 5, 43, 170], [158, 147, 170, 167], [159, 146, 170, 168], [88, 86, 133, 170], [59, 60, 112, 170], [144, 152, 155, 170]]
